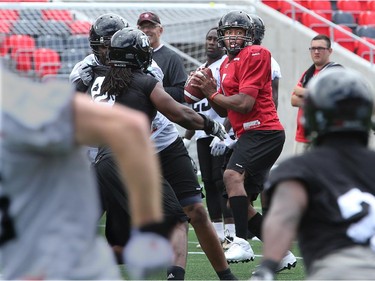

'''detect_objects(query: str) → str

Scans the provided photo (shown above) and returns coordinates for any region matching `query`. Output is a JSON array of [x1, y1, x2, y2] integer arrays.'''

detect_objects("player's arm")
[[291, 85, 306, 107], [73, 94, 163, 227], [261, 180, 307, 267], [150, 83, 226, 139]]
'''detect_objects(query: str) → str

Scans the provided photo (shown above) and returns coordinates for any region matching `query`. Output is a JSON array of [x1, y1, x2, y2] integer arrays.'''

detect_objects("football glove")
[[210, 136, 227, 157], [199, 113, 226, 141], [123, 231, 174, 280], [210, 134, 237, 156], [78, 56, 97, 86]]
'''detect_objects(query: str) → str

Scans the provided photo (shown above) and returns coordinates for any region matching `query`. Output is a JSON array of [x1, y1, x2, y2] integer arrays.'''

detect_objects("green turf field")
[[101, 195, 306, 280]]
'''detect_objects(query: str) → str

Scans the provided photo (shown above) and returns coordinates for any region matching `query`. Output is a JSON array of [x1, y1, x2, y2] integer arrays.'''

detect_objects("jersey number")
[[337, 188, 375, 250]]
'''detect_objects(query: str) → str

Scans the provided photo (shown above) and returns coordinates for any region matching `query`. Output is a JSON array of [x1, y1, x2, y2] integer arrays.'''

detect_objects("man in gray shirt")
[[0, 69, 172, 279]]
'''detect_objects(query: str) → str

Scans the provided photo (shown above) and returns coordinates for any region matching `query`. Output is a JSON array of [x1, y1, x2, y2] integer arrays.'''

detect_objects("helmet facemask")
[[217, 11, 255, 55]]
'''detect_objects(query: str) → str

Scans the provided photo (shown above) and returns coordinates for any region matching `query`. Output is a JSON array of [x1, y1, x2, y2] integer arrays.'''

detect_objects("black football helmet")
[[303, 68, 374, 144], [108, 27, 153, 71], [89, 13, 128, 60], [217, 10, 255, 55], [248, 14, 265, 45]]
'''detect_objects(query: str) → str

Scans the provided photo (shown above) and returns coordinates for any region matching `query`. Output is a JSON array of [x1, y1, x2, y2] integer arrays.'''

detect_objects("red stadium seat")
[[0, 34, 35, 58], [278, 0, 304, 21], [307, 0, 332, 20], [41, 9, 73, 22], [368, 0, 375, 11], [262, 0, 279, 10], [0, 9, 19, 21], [334, 24, 356, 52], [33, 48, 61, 78], [358, 11, 375, 27], [301, 11, 331, 36], [0, 20, 13, 33], [336, 0, 362, 22], [355, 37, 375, 62], [68, 20, 92, 35]]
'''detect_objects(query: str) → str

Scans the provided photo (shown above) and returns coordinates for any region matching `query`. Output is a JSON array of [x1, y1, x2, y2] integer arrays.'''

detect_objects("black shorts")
[[159, 137, 203, 207], [93, 152, 189, 246], [226, 130, 285, 195], [196, 136, 226, 184]]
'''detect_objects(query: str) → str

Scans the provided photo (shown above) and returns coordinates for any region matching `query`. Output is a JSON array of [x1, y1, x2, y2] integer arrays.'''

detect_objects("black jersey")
[[97, 69, 158, 156], [265, 139, 375, 272], [114, 70, 158, 122]]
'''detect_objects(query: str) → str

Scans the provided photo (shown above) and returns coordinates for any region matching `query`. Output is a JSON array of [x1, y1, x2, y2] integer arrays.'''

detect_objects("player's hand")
[[123, 231, 174, 280], [78, 57, 97, 86], [210, 134, 237, 156], [199, 114, 226, 140], [250, 266, 275, 281], [210, 136, 226, 156]]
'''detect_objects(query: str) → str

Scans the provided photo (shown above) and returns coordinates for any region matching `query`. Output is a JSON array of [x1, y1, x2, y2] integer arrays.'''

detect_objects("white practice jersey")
[[271, 56, 282, 80], [192, 55, 227, 140], [72, 56, 180, 154], [0, 71, 120, 279]]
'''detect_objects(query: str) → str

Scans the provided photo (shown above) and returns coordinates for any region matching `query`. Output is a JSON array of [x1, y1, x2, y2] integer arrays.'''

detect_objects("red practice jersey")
[[219, 45, 283, 137]]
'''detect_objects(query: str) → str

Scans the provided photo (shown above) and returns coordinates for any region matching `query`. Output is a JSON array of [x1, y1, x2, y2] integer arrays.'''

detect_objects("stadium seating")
[[332, 10, 357, 30], [59, 48, 89, 75], [39, 20, 71, 37], [66, 35, 90, 51], [262, 0, 279, 10], [68, 20, 92, 35], [334, 24, 356, 51], [0, 9, 19, 20], [0, 20, 13, 34], [33, 47, 61, 78], [278, 0, 304, 21], [355, 25, 375, 39], [10, 20, 44, 37], [355, 36, 375, 62], [307, 0, 333, 21], [301, 11, 331, 36], [0, 34, 35, 58], [19, 9, 42, 20], [358, 11, 375, 26], [41, 9, 73, 22], [36, 35, 66, 52], [336, 0, 362, 22], [368, 0, 375, 11]]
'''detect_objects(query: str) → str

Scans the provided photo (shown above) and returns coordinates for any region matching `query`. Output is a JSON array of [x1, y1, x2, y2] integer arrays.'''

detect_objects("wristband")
[[210, 91, 220, 101]]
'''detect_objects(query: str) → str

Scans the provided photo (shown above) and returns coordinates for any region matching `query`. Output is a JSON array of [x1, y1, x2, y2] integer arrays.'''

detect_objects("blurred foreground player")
[[252, 68, 375, 280], [0, 68, 172, 279]]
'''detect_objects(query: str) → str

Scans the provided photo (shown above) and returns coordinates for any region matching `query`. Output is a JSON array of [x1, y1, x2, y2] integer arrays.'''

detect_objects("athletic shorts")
[[307, 245, 375, 280], [158, 137, 203, 206], [226, 130, 285, 195], [196, 136, 226, 184], [94, 151, 189, 246]]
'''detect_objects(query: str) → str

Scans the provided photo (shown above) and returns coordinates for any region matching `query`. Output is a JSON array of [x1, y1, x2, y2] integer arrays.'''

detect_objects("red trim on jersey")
[[219, 45, 283, 137]]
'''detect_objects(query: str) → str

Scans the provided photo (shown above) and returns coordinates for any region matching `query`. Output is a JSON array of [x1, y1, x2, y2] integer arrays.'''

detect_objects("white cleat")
[[224, 236, 255, 263], [276, 251, 297, 272]]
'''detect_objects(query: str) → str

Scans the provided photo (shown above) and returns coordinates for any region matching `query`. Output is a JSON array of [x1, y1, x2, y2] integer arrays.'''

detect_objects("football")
[[184, 67, 213, 104]]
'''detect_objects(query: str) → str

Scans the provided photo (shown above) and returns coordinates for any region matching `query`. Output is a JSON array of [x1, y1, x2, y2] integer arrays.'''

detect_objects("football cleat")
[[224, 236, 255, 263], [276, 251, 297, 272], [222, 235, 234, 251]]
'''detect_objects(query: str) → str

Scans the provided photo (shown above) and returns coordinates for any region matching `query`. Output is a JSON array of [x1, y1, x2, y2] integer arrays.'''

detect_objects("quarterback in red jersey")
[[191, 10, 296, 272]]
